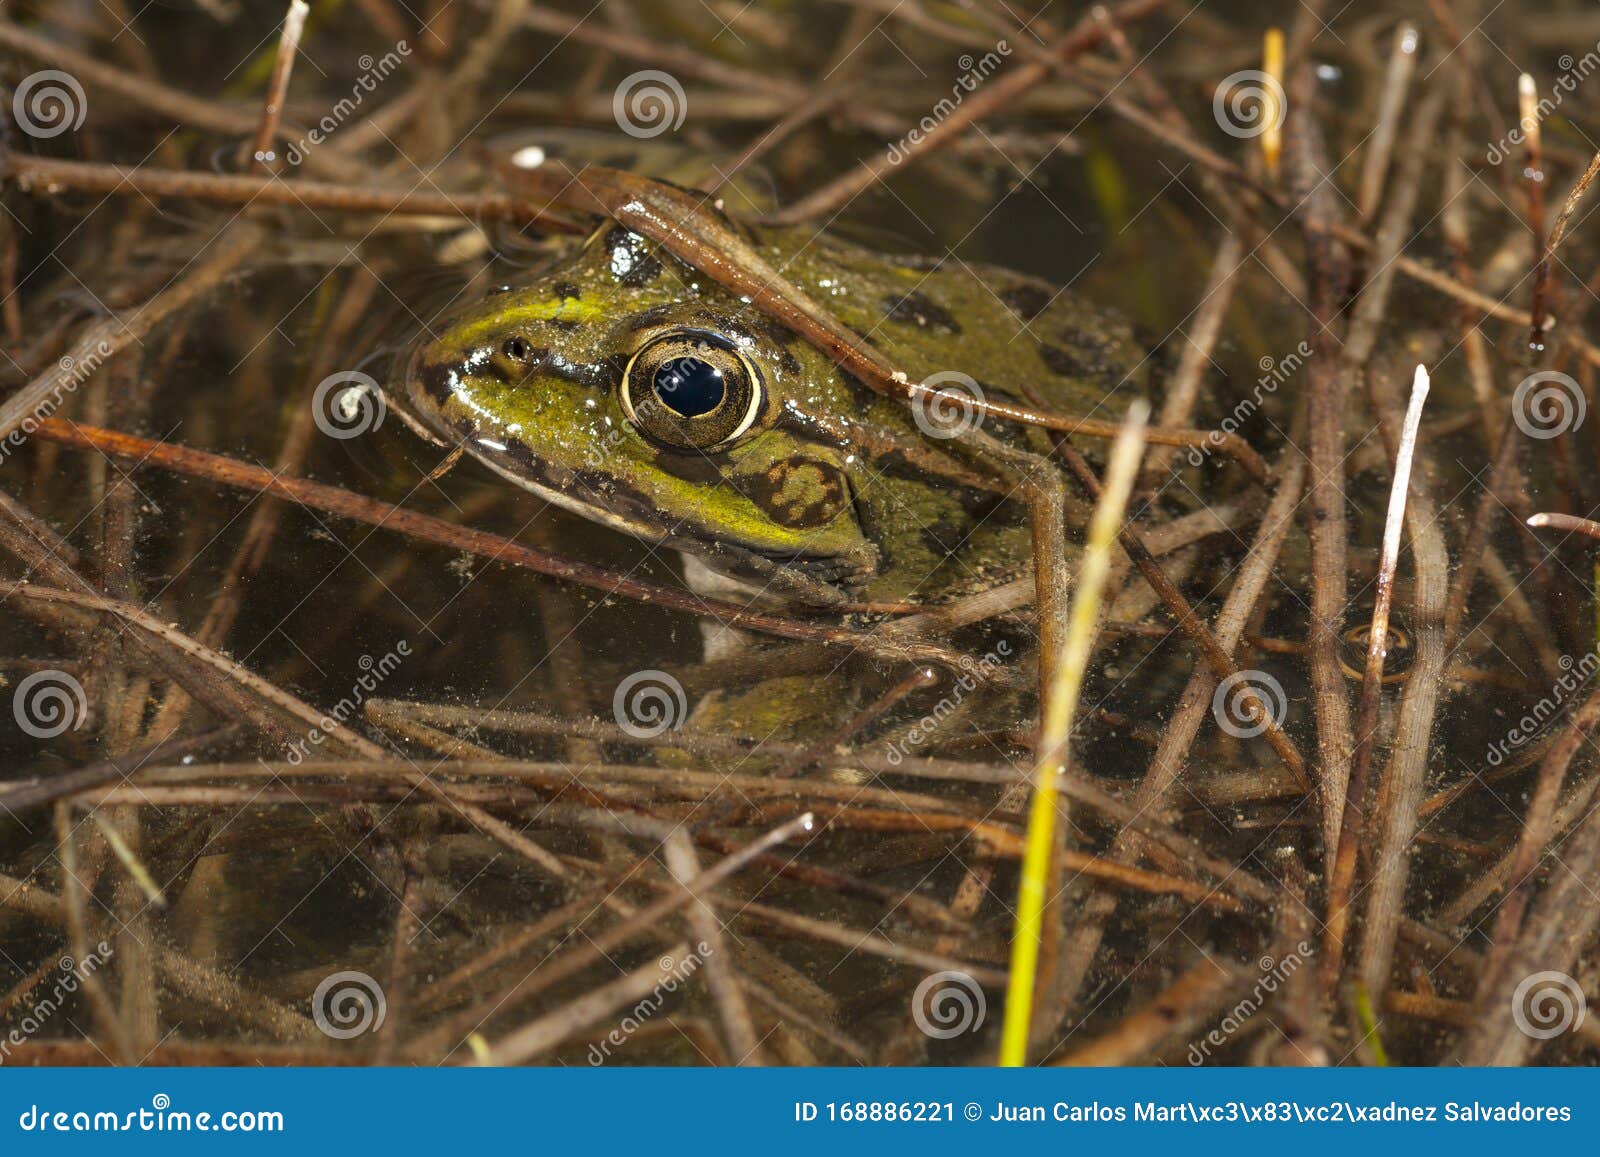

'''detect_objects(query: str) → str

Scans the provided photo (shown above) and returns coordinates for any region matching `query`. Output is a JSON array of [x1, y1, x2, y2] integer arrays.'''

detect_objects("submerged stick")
[[1527, 511, 1600, 540], [1356, 24, 1419, 220], [0, 225, 260, 444], [763, 0, 1163, 223], [0, 156, 584, 233], [1520, 74, 1551, 343], [421, 813, 815, 1061], [475, 941, 693, 1066], [0, 726, 237, 812]]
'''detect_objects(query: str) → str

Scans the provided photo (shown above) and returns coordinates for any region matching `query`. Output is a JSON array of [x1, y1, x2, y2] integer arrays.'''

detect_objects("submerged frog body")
[[406, 217, 1149, 608]]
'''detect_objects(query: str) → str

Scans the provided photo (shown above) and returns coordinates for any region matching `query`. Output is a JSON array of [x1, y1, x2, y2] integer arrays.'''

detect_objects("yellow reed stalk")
[[1262, 28, 1285, 177], [999, 401, 1149, 1066]]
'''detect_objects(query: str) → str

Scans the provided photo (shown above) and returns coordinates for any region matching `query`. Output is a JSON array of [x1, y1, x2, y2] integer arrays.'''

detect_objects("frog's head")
[[405, 226, 884, 604]]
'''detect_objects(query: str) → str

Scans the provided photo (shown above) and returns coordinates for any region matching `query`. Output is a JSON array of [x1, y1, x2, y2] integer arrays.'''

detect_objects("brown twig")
[[248, 0, 310, 169]]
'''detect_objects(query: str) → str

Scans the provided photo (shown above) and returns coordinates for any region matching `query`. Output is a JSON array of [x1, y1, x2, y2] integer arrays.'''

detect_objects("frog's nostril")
[[503, 336, 532, 361], [654, 355, 725, 417]]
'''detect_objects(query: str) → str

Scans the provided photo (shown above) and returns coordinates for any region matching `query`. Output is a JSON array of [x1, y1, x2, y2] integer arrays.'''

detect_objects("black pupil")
[[653, 356, 725, 417]]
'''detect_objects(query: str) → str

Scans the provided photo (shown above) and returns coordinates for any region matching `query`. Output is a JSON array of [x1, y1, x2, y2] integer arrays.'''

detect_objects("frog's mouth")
[[483, 443, 879, 605]]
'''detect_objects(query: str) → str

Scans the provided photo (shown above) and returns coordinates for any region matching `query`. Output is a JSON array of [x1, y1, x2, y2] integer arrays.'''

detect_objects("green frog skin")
[[406, 218, 1149, 609]]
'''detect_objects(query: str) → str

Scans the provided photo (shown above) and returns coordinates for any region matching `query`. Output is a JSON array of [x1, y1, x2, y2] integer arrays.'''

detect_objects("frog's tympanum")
[[406, 216, 1148, 609]]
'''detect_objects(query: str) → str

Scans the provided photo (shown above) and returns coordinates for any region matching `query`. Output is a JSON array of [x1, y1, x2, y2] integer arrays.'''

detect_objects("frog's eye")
[[619, 330, 764, 451]]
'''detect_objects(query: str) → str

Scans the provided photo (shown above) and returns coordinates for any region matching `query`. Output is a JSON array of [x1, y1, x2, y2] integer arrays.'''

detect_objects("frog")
[[404, 213, 1152, 614]]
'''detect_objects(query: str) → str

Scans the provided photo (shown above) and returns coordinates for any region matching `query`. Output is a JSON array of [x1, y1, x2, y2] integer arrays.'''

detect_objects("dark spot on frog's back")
[[882, 291, 961, 335], [551, 280, 581, 300], [1038, 342, 1090, 379], [603, 227, 663, 288], [1002, 285, 1054, 322], [1038, 341, 1129, 391], [918, 520, 963, 558]]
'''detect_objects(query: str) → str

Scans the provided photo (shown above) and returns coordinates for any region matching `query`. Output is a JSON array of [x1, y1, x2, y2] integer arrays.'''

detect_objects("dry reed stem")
[[1323, 366, 1430, 984]]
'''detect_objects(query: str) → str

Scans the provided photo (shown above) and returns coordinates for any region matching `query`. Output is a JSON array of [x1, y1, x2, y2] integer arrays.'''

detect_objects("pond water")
[[0, 0, 1596, 1066]]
